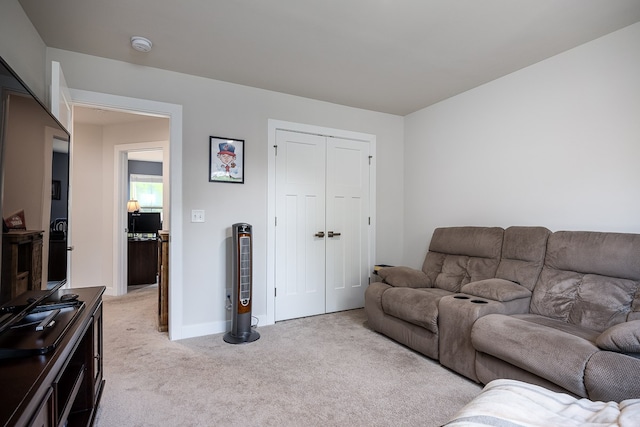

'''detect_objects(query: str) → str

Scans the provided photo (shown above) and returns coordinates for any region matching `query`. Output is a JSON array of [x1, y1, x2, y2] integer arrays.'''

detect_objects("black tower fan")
[[224, 223, 260, 344]]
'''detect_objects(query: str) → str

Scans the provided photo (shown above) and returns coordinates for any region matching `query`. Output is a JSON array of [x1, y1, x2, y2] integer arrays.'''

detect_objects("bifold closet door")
[[274, 130, 327, 321], [325, 137, 370, 313], [274, 129, 370, 321]]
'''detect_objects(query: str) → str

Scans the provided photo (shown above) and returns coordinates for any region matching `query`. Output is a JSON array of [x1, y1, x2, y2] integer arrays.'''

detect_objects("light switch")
[[191, 210, 205, 223]]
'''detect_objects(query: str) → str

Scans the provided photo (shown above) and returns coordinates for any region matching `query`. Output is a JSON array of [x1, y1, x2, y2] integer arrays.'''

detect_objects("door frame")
[[68, 89, 185, 340], [114, 142, 169, 296], [266, 119, 376, 325]]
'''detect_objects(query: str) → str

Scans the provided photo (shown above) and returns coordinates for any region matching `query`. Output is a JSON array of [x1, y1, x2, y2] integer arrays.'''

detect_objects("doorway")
[[125, 148, 165, 291], [267, 120, 377, 323], [72, 106, 168, 293], [68, 88, 184, 340], [120, 145, 168, 292]]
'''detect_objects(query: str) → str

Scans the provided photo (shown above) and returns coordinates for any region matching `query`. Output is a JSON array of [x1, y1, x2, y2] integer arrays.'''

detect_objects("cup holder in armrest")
[[471, 299, 488, 304], [453, 295, 470, 300]]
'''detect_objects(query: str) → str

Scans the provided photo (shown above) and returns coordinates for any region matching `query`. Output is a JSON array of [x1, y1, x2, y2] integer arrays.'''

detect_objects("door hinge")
[[275, 288, 277, 297], [368, 155, 373, 165], [275, 217, 277, 226], [273, 145, 278, 155], [368, 217, 371, 225]]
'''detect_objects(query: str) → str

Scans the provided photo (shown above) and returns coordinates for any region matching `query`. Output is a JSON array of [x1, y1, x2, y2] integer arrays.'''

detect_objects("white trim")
[[50, 61, 72, 132], [42, 127, 55, 289], [114, 146, 128, 296], [113, 141, 167, 296], [179, 314, 268, 340], [266, 119, 376, 326], [68, 89, 185, 341]]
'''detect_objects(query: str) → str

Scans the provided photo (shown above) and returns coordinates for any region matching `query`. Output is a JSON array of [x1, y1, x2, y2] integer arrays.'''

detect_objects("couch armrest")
[[595, 320, 640, 354], [364, 282, 392, 332], [461, 278, 531, 302], [377, 266, 431, 288], [585, 351, 640, 401], [438, 293, 531, 382]]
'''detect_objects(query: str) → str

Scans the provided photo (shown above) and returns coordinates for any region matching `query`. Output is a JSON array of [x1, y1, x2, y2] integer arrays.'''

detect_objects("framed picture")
[[52, 180, 61, 200], [209, 136, 244, 183]]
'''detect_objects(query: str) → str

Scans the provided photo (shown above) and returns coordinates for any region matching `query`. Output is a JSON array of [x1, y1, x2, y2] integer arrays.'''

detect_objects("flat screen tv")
[[128, 212, 162, 235], [0, 56, 71, 307]]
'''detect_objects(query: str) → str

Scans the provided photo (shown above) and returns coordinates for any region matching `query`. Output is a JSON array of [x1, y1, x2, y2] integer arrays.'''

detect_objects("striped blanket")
[[444, 379, 640, 427]]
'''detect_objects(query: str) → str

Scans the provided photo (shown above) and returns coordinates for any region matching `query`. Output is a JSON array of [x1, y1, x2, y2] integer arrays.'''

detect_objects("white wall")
[[71, 123, 105, 286], [15, 1, 638, 339], [41, 48, 403, 336], [71, 119, 169, 291], [0, 1, 47, 101], [0, 0, 404, 338], [403, 22, 640, 268]]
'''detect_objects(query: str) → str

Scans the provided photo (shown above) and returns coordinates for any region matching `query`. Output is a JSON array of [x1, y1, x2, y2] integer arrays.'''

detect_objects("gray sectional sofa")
[[365, 226, 640, 402]]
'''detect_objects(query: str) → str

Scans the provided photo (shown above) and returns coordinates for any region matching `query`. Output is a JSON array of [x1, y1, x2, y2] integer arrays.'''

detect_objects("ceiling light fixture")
[[131, 36, 152, 53]]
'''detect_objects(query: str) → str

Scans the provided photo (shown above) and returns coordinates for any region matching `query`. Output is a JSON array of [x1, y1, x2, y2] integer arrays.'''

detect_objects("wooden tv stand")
[[0, 286, 105, 426]]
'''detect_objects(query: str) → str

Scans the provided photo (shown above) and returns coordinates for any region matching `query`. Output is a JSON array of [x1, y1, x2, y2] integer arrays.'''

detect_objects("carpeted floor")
[[95, 285, 481, 426]]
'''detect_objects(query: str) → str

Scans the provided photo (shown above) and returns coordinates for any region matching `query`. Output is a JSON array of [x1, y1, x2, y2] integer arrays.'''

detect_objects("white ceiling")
[[19, 0, 640, 116], [72, 107, 165, 162]]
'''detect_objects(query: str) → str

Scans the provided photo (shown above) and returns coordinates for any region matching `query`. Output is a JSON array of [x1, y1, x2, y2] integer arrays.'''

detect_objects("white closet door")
[[325, 138, 370, 312], [274, 130, 326, 321], [274, 130, 371, 321]]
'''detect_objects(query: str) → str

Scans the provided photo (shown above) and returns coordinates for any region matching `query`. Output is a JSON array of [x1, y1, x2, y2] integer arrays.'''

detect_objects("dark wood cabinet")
[[127, 238, 158, 286], [157, 231, 169, 332], [29, 387, 54, 427], [47, 239, 67, 282], [1, 231, 44, 302], [0, 286, 105, 427], [92, 303, 103, 399]]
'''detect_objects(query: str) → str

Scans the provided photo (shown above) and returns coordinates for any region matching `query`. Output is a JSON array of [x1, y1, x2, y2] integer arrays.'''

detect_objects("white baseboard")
[[178, 314, 270, 340]]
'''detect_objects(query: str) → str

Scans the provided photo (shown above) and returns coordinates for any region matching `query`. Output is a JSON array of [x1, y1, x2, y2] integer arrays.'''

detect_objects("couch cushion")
[[531, 231, 640, 332], [461, 279, 531, 302], [544, 231, 640, 281], [381, 287, 452, 334], [495, 226, 550, 291], [511, 313, 600, 341], [421, 227, 503, 293], [471, 314, 599, 397], [531, 269, 640, 333]]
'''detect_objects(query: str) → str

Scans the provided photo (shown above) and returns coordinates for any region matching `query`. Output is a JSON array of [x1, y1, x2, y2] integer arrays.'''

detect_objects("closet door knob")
[[328, 231, 341, 238], [314, 231, 325, 238]]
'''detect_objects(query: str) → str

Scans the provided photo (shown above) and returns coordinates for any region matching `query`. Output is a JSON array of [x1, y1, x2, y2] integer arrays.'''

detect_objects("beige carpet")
[[95, 285, 481, 426]]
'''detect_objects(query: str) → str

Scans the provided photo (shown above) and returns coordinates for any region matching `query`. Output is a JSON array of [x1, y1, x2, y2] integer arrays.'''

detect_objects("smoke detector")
[[131, 36, 152, 53]]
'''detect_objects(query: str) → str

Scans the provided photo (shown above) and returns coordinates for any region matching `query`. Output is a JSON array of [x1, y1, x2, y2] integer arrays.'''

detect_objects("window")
[[130, 174, 163, 213]]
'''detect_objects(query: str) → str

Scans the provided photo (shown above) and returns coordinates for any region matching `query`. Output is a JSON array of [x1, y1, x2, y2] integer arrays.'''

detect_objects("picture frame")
[[209, 136, 244, 183]]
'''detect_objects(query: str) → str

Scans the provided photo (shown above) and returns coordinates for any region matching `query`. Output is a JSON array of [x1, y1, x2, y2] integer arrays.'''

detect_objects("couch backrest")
[[495, 226, 551, 291], [530, 231, 640, 331], [422, 226, 503, 292]]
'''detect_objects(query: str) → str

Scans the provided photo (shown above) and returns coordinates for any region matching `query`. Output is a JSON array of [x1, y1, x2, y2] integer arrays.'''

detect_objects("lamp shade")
[[127, 200, 141, 212]]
